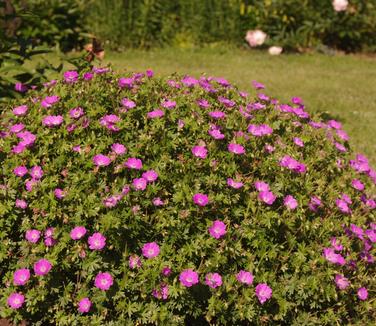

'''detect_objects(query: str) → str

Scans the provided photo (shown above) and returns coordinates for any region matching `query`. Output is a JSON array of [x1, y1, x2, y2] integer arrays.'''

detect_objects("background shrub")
[[0, 68, 375, 325]]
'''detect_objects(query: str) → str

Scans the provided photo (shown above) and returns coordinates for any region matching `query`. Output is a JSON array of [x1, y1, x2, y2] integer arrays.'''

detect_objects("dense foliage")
[[0, 68, 375, 325], [86, 0, 376, 52]]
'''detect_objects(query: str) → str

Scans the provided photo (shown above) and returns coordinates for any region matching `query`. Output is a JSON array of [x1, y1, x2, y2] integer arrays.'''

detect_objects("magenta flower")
[[94, 272, 113, 291], [308, 196, 322, 212], [179, 269, 199, 287], [181, 76, 198, 87], [69, 107, 84, 119], [147, 109, 165, 119], [125, 157, 143, 170], [121, 98, 136, 109], [152, 283, 169, 300], [100, 114, 121, 131], [197, 98, 211, 108], [357, 287, 368, 300], [228, 143, 245, 155], [208, 220, 227, 239], [208, 111, 226, 119], [258, 191, 276, 205], [110, 143, 126, 155], [133, 177, 147, 191], [54, 188, 65, 199], [17, 130, 36, 147], [118, 77, 133, 88], [13, 268, 30, 286], [142, 242, 160, 259], [88, 232, 106, 250], [205, 273, 222, 288], [255, 283, 273, 304], [103, 195, 121, 208], [64, 70, 78, 83], [351, 179, 364, 191], [328, 120, 342, 130], [162, 267, 172, 276], [30, 166, 43, 180], [25, 229, 41, 243], [247, 124, 273, 137], [236, 270, 254, 285], [227, 178, 243, 189], [146, 69, 154, 77], [218, 96, 235, 107], [15, 82, 28, 92], [152, 197, 164, 206], [78, 297, 92, 313], [142, 170, 158, 182], [93, 154, 111, 167], [336, 199, 351, 214], [13, 166, 28, 177], [284, 195, 298, 210], [129, 255, 142, 269], [44, 237, 56, 247], [83, 72, 93, 80], [162, 99, 176, 109], [192, 145, 208, 159], [208, 128, 225, 140], [254, 181, 270, 192], [192, 193, 209, 206], [323, 248, 346, 265], [13, 105, 28, 116], [41, 95, 60, 108], [350, 224, 364, 239], [42, 115, 64, 127], [334, 274, 350, 290], [293, 137, 304, 147], [7, 293, 25, 309], [15, 199, 27, 209], [70, 226, 87, 240], [280, 155, 306, 174], [34, 258, 52, 276], [330, 237, 343, 251], [10, 123, 25, 133], [252, 80, 265, 89]]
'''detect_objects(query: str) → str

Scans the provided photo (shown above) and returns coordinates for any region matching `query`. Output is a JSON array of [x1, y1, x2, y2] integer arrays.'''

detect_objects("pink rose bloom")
[[111, 143, 126, 155], [255, 283, 273, 304], [121, 98, 136, 109], [70, 226, 87, 240], [88, 232, 106, 250], [236, 270, 254, 285], [254, 181, 270, 192], [227, 178, 243, 189], [64, 70, 78, 83], [94, 272, 113, 291], [25, 229, 41, 243], [205, 273, 222, 288], [41, 95, 60, 108], [30, 166, 43, 180], [125, 157, 143, 170], [13, 105, 28, 116], [192, 145, 208, 159], [142, 170, 158, 182], [13, 166, 28, 177], [129, 255, 142, 269], [93, 154, 111, 167], [258, 191, 276, 205], [7, 293, 25, 309], [34, 258, 52, 276], [284, 195, 298, 210], [69, 107, 84, 119], [142, 242, 160, 259], [15, 199, 27, 209], [228, 143, 245, 155], [179, 269, 199, 287], [357, 287, 368, 300], [78, 297, 92, 313], [133, 177, 147, 191], [192, 193, 209, 206], [147, 109, 164, 119], [334, 274, 350, 290], [208, 220, 227, 239], [13, 268, 30, 286], [42, 115, 64, 127]]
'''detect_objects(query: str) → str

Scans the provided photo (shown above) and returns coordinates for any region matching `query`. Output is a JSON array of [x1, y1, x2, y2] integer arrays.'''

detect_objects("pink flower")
[[142, 242, 160, 259], [162, 99, 176, 109], [125, 157, 143, 170], [258, 191, 276, 205], [13, 268, 30, 286], [30, 166, 43, 180], [41, 95, 60, 108], [293, 137, 304, 147], [93, 154, 111, 167], [208, 220, 227, 239], [133, 177, 147, 191], [323, 248, 346, 265], [70, 226, 87, 240], [205, 273, 222, 288], [255, 283, 273, 304], [78, 297, 92, 313], [357, 287, 368, 300], [254, 181, 270, 192], [83, 72, 93, 80], [118, 77, 133, 89], [54, 188, 65, 199], [336, 198, 351, 214], [15, 82, 28, 92], [142, 170, 158, 182], [279, 155, 306, 174], [34, 258, 52, 276], [252, 81, 265, 90], [330, 237, 343, 251], [7, 293, 25, 309], [179, 269, 199, 287], [88, 232, 106, 250], [25, 229, 41, 243], [245, 30, 267, 47], [197, 99, 211, 108], [247, 124, 273, 137], [9, 123, 25, 133], [121, 98, 136, 109], [64, 70, 78, 83], [100, 114, 121, 131], [181, 76, 198, 87], [208, 111, 226, 119], [13, 166, 28, 177], [351, 179, 364, 191], [13, 105, 28, 116], [111, 143, 126, 155], [153, 197, 164, 206], [227, 178, 243, 189], [162, 267, 172, 276], [192, 145, 208, 159], [69, 107, 84, 119], [94, 272, 113, 291], [308, 196, 322, 212], [15, 199, 27, 209], [333, 0, 348, 12], [147, 109, 164, 119], [146, 69, 154, 77], [284, 195, 298, 210], [208, 128, 225, 140], [228, 143, 245, 155], [236, 270, 254, 285], [42, 115, 64, 127], [129, 255, 142, 269], [334, 274, 350, 290], [192, 193, 209, 206], [152, 283, 169, 300]]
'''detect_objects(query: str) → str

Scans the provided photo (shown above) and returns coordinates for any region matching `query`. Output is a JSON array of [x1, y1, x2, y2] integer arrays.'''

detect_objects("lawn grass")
[[106, 47, 376, 166]]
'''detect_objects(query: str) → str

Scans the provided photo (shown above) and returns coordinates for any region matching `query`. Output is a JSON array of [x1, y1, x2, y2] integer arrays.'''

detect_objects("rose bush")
[[0, 68, 375, 325]]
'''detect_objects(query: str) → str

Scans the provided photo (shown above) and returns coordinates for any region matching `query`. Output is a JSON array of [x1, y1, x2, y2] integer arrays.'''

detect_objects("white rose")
[[245, 30, 267, 47], [333, 0, 348, 12], [268, 46, 283, 55]]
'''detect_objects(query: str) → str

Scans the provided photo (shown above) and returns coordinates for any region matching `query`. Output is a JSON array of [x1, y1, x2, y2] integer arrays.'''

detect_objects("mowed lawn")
[[106, 48, 376, 166]]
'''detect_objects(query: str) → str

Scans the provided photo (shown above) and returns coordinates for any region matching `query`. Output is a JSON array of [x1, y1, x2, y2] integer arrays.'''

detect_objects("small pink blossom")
[[334, 274, 349, 290], [13, 268, 30, 286], [118, 77, 133, 89], [94, 272, 113, 291], [111, 143, 126, 155], [258, 191, 276, 205], [15, 199, 27, 209], [34, 258, 52, 276], [64, 70, 79, 83], [162, 99, 176, 109], [205, 273, 222, 288], [41, 95, 60, 108], [228, 143, 245, 155], [208, 220, 227, 239], [192, 193, 209, 206], [69, 107, 84, 119], [142, 242, 160, 259], [284, 195, 298, 210], [227, 178, 243, 189], [125, 158, 143, 170], [142, 170, 158, 182], [236, 270, 254, 285], [93, 154, 111, 167], [13, 166, 28, 177], [254, 181, 269, 192], [357, 287, 368, 300], [147, 109, 164, 119], [42, 115, 64, 127], [129, 255, 142, 269], [13, 105, 28, 116], [88, 232, 106, 250], [179, 269, 199, 287], [30, 166, 43, 180], [26, 229, 41, 243], [70, 226, 87, 240], [255, 283, 273, 304], [192, 145, 208, 159], [78, 297, 92, 313], [133, 177, 147, 191], [7, 293, 25, 309]]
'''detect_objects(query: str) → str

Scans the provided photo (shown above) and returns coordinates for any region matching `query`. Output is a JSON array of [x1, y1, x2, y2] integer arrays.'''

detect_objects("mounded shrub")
[[0, 68, 375, 325]]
